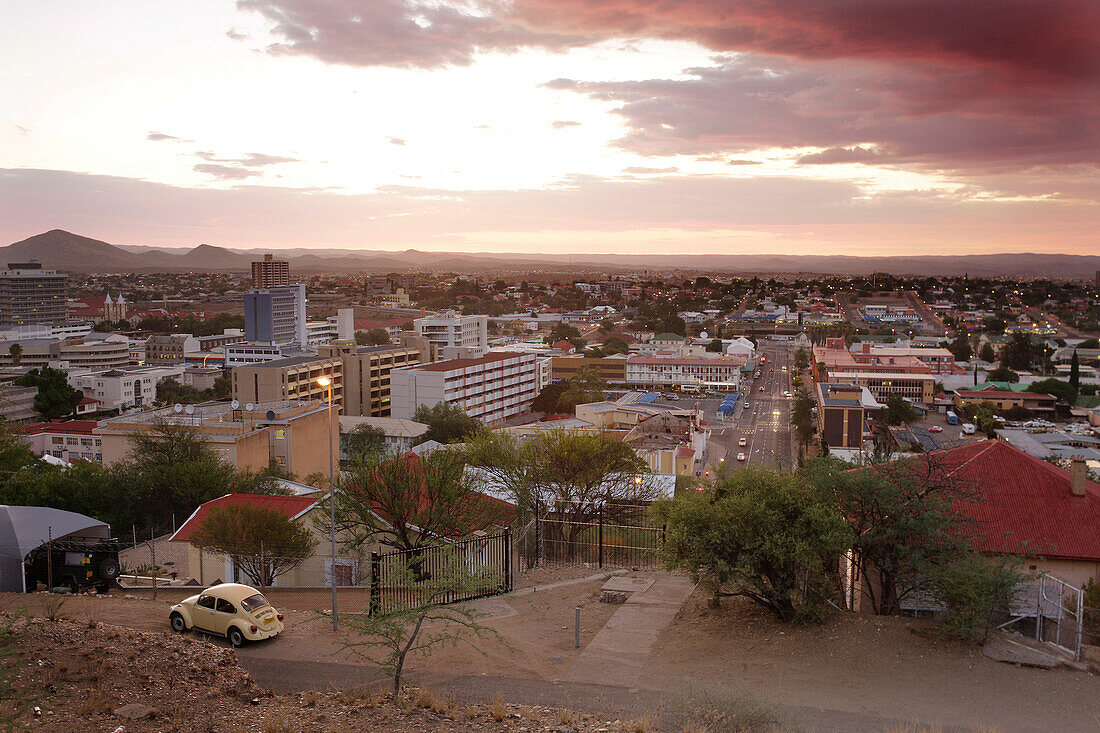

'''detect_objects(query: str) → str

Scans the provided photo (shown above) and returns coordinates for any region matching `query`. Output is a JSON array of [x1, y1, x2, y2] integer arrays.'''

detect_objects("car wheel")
[[99, 558, 120, 582], [227, 626, 245, 648], [169, 612, 187, 633]]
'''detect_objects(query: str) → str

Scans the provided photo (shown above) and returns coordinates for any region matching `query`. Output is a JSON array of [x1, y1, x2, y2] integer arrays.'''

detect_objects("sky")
[[1, 0, 1098, 256]]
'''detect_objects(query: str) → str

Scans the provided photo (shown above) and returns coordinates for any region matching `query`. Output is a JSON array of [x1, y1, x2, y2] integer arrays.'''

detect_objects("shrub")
[[930, 553, 1026, 642]]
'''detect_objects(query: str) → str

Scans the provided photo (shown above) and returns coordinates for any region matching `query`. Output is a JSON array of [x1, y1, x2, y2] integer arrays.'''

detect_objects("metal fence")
[[368, 529, 513, 616], [520, 500, 664, 570]]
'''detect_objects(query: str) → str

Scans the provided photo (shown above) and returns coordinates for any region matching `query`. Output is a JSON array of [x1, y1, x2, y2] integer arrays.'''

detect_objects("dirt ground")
[[6, 616, 628, 733], [3, 570, 620, 681], [638, 590, 1100, 733]]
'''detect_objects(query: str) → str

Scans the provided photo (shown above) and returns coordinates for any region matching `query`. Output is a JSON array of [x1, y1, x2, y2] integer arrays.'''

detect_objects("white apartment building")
[[224, 342, 307, 367], [414, 311, 488, 358], [390, 352, 547, 424], [68, 365, 186, 411], [625, 356, 743, 390]]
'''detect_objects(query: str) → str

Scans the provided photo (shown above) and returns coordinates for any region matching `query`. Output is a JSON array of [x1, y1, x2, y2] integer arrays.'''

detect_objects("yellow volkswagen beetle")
[[169, 583, 284, 647]]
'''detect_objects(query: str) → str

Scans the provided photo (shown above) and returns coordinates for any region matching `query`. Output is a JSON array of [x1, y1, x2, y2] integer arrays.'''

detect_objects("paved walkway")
[[560, 572, 696, 688]]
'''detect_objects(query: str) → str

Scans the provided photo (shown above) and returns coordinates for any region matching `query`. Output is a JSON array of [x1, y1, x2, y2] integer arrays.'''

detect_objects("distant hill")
[[4, 229, 1099, 278]]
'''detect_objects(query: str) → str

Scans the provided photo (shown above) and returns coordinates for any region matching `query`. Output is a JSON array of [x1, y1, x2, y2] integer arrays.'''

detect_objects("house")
[[170, 493, 374, 587], [953, 387, 1058, 413], [843, 441, 1100, 610]]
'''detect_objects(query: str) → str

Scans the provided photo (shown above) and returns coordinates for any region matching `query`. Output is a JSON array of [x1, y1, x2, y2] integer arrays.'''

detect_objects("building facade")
[[68, 365, 186, 411], [624, 356, 743, 390], [96, 400, 335, 477], [231, 355, 344, 412], [145, 334, 200, 364], [244, 284, 307, 346], [321, 342, 423, 417], [414, 311, 487, 357], [22, 420, 103, 463], [390, 352, 546, 424], [250, 254, 290, 288], [0, 262, 68, 328], [0, 335, 130, 369], [816, 383, 866, 450]]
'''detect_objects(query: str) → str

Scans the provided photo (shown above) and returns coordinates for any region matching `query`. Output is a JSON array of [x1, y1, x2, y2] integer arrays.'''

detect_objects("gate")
[[1034, 574, 1085, 662], [368, 529, 512, 616], [521, 500, 663, 569]]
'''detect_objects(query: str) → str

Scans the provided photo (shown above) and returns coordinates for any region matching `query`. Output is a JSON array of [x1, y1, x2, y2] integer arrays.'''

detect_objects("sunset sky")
[[2, 1, 1097, 256]]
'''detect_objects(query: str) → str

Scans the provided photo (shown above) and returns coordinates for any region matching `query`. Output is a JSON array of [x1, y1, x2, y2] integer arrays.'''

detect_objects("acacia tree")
[[804, 453, 979, 615], [332, 449, 507, 553], [653, 466, 849, 623], [413, 402, 482, 445], [790, 389, 814, 462], [341, 549, 504, 694], [190, 504, 317, 589], [462, 429, 650, 557]]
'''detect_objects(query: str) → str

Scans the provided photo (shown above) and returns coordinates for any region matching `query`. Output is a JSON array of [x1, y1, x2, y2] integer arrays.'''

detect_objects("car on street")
[[928, 425, 944, 432], [169, 583, 284, 647], [737, 452, 747, 461], [738, 437, 748, 446]]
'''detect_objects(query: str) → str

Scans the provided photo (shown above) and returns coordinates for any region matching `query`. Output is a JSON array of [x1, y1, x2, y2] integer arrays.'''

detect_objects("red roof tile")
[[170, 493, 318, 542], [23, 420, 100, 436], [860, 441, 1100, 562]]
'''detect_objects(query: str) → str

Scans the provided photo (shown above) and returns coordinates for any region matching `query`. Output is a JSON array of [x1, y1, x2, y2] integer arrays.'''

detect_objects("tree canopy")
[[190, 503, 317, 589], [412, 402, 483, 445], [15, 367, 83, 420]]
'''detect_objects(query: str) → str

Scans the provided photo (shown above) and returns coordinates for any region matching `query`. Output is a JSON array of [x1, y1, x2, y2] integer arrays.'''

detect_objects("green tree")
[[1026, 378, 1076, 404], [977, 342, 997, 363], [7, 343, 21, 366], [880, 395, 920, 426], [0, 461, 127, 532], [986, 366, 1020, 383], [805, 454, 979, 615], [1069, 350, 1080, 395], [557, 366, 606, 413], [189, 503, 317, 590], [653, 466, 849, 623], [706, 338, 723, 353], [948, 332, 972, 361], [601, 336, 630, 355], [1000, 333, 1037, 370], [341, 549, 504, 694], [0, 423, 37, 484], [333, 450, 504, 553], [211, 372, 232, 399], [342, 423, 389, 461], [154, 378, 207, 405], [547, 323, 581, 345], [790, 389, 814, 462], [929, 553, 1027, 642], [413, 402, 482, 445], [530, 381, 569, 414], [14, 367, 82, 420], [357, 328, 392, 346], [793, 348, 809, 371]]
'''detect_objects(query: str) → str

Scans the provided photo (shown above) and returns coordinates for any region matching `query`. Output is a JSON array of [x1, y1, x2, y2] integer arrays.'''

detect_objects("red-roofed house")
[[169, 493, 377, 587], [22, 420, 102, 463], [844, 440, 1100, 612]]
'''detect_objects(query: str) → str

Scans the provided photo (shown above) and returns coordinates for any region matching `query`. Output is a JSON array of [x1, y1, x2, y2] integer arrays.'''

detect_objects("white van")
[[961, 423, 977, 435]]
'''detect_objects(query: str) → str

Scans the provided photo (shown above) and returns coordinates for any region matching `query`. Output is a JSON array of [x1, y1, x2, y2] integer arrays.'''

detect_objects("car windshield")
[[240, 593, 269, 612]]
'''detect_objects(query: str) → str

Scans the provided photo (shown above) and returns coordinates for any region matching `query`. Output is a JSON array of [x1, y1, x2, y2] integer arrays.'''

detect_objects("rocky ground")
[[3, 614, 656, 733]]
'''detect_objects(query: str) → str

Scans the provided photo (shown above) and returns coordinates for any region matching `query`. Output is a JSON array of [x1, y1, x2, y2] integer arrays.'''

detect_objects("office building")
[[251, 254, 290, 288], [231, 354, 344, 412], [816, 383, 870, 450], [145, 333, 200, 364], [67, 364, 187, 412], [414, 311, 487, 357], [624, 356, 743, 391], [323, 343, 422, 417], [0, 335, 130, 369], [0, 262, 68, 328], [23, 421, 103, 463], [96, 400, 335, 476], [244, 284, 307, 346], [390, 352, 546, 424]]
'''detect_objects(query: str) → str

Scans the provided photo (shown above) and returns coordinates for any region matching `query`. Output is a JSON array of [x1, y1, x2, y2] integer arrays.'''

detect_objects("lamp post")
[[316, 376, 338, 630]]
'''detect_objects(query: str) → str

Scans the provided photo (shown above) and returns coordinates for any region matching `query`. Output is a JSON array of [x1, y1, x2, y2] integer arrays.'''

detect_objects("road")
[[706, 341, 794, 471]]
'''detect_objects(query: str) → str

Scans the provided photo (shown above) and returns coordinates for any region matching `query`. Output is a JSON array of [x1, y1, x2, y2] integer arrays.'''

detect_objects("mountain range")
[[4, 229, 1098, 279]]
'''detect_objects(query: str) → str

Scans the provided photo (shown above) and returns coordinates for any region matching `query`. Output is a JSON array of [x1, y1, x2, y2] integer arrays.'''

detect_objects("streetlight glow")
[[316, 376, 331, 387]]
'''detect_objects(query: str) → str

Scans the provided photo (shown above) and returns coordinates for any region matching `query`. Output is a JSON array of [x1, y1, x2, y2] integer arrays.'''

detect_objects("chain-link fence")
[[520, 500, 663, 570]]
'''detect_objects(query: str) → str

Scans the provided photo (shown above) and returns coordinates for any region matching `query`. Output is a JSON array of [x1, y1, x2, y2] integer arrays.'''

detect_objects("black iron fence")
[[521, 500, 664, 569], [368, 529, 512, 616]]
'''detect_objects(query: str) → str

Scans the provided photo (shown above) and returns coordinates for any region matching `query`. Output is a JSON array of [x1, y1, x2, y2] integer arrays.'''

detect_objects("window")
[[240, 594, 269, 612], [215, 598, 236, 614], [274, 428, 286, 440], [196, 595, 216, 610]]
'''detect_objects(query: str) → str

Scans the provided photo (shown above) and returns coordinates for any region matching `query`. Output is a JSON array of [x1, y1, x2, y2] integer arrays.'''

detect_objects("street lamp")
[[316, 376, 338, 631]]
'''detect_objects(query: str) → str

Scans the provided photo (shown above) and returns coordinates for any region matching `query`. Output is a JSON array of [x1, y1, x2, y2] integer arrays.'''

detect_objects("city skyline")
[[2, 1, 1097, 256]]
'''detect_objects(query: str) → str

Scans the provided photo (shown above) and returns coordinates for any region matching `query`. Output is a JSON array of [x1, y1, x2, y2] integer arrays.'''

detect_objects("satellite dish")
[[173, 404, 183, 413], [245, 403, 254, 411], [266, 410, 276, 420], [231, 399, 240, 410], [700, 331, 709, 340], [185, 404, 195, 415]]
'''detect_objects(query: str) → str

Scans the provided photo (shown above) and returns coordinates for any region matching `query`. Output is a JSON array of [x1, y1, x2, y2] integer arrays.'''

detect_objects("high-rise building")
[[251, 254, 290, 288], [413, 311, 487, 358], [0, 261, 68, 328], [320, 342, 423, 417], [244, 284, 307, 346]]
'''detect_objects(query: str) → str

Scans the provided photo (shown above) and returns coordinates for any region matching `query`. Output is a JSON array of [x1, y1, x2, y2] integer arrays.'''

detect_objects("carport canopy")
[[0, 506, 110, 592]]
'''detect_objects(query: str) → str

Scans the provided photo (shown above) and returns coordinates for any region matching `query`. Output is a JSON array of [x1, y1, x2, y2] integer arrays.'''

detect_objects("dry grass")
[[490, 695, 507, 722], [626, 711, 657, 733], [465, 705, 480, 720], [302, 690, 318, 707], [560, 709, 576, 725], [41, 593, 67, 622], [76, 686, 112, 716], [261, 719, 293, 733]]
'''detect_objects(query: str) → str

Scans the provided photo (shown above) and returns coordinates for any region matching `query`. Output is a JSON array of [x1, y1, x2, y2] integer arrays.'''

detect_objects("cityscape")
[[1, 2, 1099, 732]]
